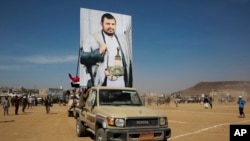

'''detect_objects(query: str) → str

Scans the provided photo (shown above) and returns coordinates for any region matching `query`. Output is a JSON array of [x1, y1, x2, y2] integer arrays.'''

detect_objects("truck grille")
[[126, 118, 158, 127]]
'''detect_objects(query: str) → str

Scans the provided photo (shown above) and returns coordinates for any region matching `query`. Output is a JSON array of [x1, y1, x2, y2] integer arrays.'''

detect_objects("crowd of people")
[[1, 91, 247, 119], [0, 88, 87, 116], [140, 94, 247, 119], [1, 94, 53, 115]]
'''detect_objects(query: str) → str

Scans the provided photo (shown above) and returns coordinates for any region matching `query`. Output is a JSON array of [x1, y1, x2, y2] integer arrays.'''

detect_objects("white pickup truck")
[[74, 86, 171, 141]]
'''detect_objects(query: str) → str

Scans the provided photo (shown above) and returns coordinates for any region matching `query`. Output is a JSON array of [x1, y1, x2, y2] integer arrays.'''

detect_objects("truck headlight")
[[107, 117, 115, 126], [107, 117, 125, 127], [160, 117, 166, 126], [115, 118, 125, 127]]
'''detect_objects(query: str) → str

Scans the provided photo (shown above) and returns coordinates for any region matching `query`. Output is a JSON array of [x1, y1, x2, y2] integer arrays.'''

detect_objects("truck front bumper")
[[105, 127, 171, 141]]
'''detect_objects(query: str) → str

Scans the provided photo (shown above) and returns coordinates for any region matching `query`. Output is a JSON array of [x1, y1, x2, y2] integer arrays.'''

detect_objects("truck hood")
[[96, 106, 165, 117]]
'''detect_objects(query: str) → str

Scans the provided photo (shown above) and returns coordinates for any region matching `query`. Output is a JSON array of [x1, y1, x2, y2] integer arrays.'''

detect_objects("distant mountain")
[[172, 81, 250, 96]]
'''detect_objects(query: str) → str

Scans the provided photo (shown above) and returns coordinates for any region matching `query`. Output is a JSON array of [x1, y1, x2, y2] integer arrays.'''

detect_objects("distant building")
[[39, 88, 64, 100], [39, 88, 49, 98]]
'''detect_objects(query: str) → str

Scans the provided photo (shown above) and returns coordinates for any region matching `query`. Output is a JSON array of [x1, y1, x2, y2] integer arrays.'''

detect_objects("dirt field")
[[0, 101, 249, 141]]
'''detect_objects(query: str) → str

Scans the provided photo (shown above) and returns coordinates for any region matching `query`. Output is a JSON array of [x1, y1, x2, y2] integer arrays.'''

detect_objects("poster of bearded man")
[[79, 8, 133, 88]]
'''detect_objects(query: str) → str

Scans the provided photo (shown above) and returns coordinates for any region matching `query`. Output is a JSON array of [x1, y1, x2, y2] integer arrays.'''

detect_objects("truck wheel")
[[76, 118, 87, 137], [95, 128, 106, 141]]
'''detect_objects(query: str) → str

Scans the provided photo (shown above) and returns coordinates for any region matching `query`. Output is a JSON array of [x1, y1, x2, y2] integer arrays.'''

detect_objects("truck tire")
[[95, 128, 106, 141], [76, 117, 87, 137]]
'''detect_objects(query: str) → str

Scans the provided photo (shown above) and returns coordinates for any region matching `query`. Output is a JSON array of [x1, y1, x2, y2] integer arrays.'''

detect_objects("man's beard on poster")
[[104, 28, 115, 36]]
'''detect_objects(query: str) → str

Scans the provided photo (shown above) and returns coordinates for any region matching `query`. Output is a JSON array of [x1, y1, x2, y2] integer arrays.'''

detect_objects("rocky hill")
[[172, 81, 250, 97]]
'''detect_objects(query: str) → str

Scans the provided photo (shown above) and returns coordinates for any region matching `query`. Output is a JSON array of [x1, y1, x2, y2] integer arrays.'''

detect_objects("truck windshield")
[[99, 90, 143, 106]]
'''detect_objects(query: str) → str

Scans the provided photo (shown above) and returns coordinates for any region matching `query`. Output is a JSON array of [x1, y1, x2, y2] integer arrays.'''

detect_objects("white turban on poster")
[[79, 8, 133, 88]]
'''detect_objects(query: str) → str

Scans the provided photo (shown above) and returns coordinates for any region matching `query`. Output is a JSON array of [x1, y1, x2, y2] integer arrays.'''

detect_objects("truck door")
[[85, 89, 97, 130]]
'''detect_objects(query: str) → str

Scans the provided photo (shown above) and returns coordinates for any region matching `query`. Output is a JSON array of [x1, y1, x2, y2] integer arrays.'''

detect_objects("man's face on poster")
[[101, 17, 116, 36]]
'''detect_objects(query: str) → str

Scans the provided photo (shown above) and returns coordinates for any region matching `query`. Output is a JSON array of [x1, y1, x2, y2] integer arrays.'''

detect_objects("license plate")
[[139, 133, 154, 140]]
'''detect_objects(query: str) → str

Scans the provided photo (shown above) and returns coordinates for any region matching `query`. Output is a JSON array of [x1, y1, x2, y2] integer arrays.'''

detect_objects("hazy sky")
[[0, 0, 250, 93]]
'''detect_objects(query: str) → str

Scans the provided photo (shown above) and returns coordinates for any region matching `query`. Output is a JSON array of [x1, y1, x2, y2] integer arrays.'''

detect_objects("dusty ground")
[[0, 101, 249, 141]]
